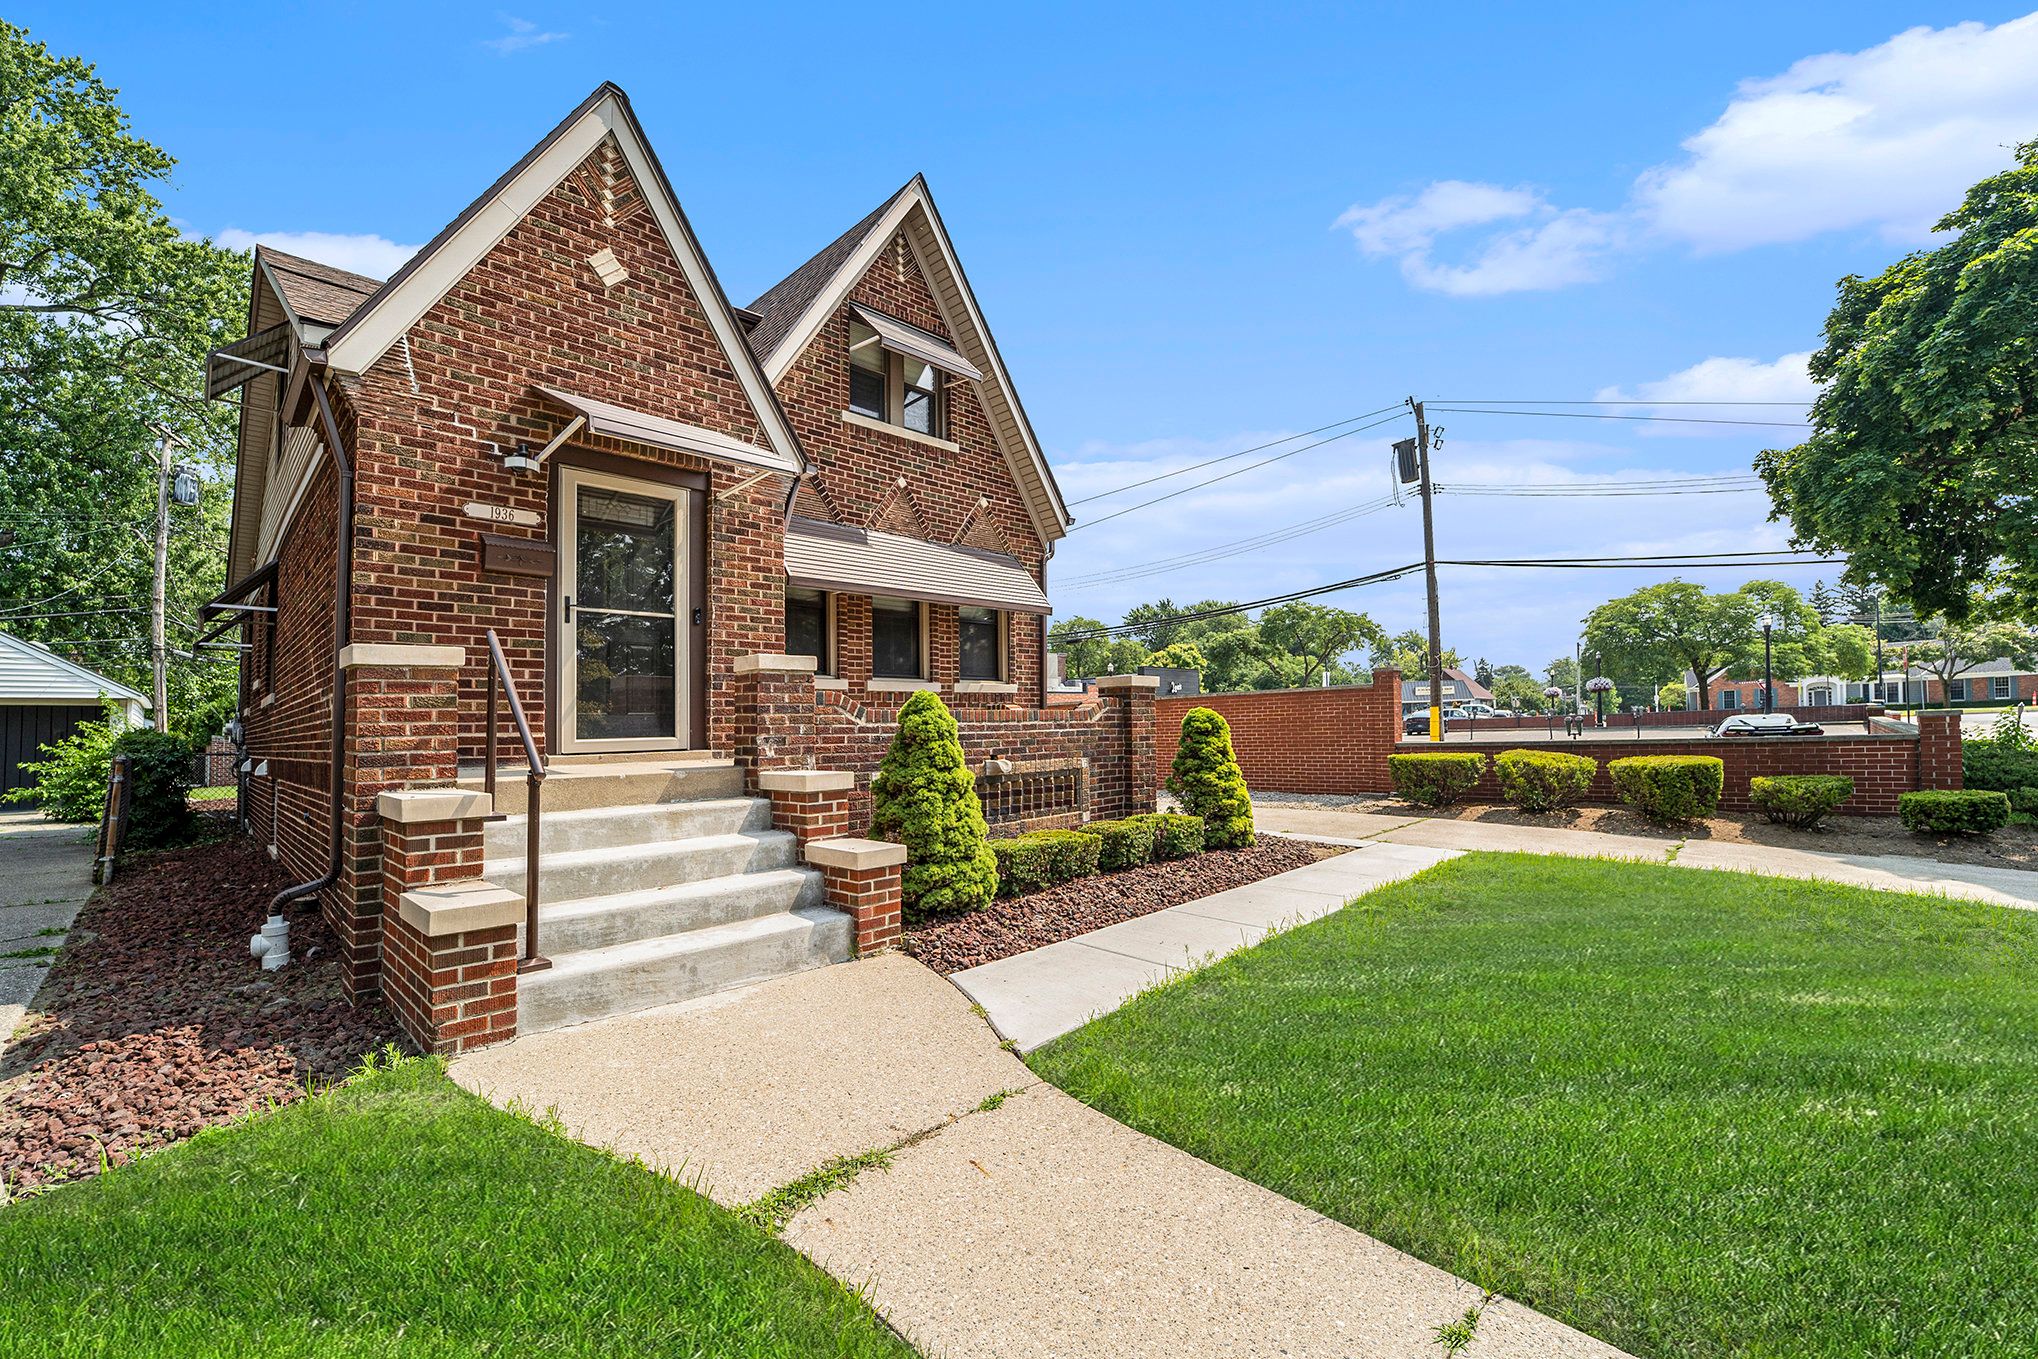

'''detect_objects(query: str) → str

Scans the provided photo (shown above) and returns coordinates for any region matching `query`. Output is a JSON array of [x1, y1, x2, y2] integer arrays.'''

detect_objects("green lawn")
[[1031, 853, 2038, 1359], [0, 1054, 915, 1358]]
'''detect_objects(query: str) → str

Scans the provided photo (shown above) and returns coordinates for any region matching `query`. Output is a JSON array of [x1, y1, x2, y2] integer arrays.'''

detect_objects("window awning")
[[849, 304, 984, 382], [533, 385, 802, 476], [205, 323, 295, 399], [785, 517, 1049, 614]]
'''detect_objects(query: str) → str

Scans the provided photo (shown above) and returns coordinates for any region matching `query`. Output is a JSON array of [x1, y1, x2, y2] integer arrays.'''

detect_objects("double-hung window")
[[848, 321, 887, 419], [1951, 679, 1969, 702], [1993, 676, 2012, 700], [958, 606, 1002, 681], [845, 319, 947, 438], [872, 596, 924, 679]]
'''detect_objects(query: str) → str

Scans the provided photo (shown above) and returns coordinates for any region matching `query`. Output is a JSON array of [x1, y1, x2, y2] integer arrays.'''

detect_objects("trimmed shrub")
[[2, 704, 124, 822], [1607, 755, 1724, 823], [1130, 812, 1206, 859], [1494, 749, 1596, 813], [1898, 789, 2011, 837], [1387, 752, 1488, 808], [1748, 774, 1855, 829], [112, 728, 200, 853], [1963, 740, 2038, 794], [1167, 708, 1254, 848], [2010, 786, 2038, 818], [989, 829, 1102, 897], [870, 691, 998, 913], [1076, 817, 1157, 872]]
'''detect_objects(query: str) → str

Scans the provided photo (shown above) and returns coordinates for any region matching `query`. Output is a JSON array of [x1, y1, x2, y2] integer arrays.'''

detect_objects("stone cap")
[[378, 788, 494, 824], [734, 652, 819, 675], [756, 768, 856, 793], [804, 837, 908, 871], [338, 642, 466, 670], [1094, 673, 1162, 691], [398, 879, 523, 937]]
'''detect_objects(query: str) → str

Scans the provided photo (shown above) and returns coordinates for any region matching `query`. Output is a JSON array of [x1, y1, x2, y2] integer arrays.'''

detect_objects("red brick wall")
[[1157, 674, 1405, 796], [769, 230, 1048, 702], [1473, 704, 1885, 730]]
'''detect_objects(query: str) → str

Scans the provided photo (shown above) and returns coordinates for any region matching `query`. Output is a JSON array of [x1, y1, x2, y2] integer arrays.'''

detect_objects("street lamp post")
[[1543, 685, 1564, 739], [1585, 676, 1614, 728], [1760, 613, 1777, 715]]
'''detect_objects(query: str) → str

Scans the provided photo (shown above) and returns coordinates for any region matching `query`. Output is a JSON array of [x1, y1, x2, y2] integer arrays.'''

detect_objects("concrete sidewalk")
[[0, 811, 95, 1060], [454, 953, 1627, 1359], [952, 842, 1458, 1051], [1253, 803, 2038, 911]]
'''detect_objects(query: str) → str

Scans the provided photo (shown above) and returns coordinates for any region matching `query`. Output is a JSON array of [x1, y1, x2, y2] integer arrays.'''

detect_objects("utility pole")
[[151, 431, 175, 728], [1409, 398, 1445, 742]]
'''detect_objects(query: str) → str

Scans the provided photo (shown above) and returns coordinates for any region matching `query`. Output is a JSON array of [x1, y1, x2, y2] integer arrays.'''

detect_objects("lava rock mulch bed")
[[1, 840, 399, 1192], [905, 833, 1341, 975]]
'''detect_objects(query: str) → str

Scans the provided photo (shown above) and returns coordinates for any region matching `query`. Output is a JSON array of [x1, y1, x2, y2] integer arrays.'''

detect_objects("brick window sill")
[[956, 680, 1019, 695], [867, 678, 940, 693], [814, 676, 849, 692], [840, 409, 961, 454]]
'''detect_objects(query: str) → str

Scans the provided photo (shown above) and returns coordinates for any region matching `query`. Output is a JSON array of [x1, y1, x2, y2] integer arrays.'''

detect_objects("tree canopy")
[[0, 22, 247, 729], [1757, 140, 2038, 622]]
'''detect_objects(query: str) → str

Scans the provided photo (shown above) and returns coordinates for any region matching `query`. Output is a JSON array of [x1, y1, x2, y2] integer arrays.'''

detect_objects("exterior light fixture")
[[1585, 675, 1615, 727], [1542, 684, 1566, 737], [502, 441, 541, 473]]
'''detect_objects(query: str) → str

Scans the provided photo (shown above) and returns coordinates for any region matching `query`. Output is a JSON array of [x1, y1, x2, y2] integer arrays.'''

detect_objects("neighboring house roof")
[[317, 82, 805, 478], [0, 629, 150, 708], [742, 176, 1072, 545]]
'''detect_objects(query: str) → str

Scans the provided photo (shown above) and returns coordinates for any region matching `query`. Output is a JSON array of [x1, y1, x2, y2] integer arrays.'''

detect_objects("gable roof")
[[257, 247, 383, 329], [319, 82, 803, 475], [0, 629, 150, 708], [743, 177, 1071, 545]]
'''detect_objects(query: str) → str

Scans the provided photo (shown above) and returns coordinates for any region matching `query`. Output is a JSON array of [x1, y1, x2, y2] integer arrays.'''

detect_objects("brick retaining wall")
[[1157, 674, 1404, 797]]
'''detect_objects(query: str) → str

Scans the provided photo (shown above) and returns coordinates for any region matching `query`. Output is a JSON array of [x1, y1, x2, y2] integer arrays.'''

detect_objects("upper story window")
[[872, 596, 924, 679], [785, 587, 831, 675], [1992, 676, 2013, 700], [959, 606, 1002, 681], [845, 318, 947, 439]]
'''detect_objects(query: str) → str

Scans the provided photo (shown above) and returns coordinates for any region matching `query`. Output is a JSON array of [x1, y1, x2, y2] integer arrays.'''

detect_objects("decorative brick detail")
[[758, 769, 855, 844], [1915, 710, 1964, 791], [806, 838, 907, 955]]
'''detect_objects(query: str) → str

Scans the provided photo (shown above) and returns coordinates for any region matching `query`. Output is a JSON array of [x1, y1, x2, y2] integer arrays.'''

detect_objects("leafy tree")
[[1730, 580, 1825, 682], [1256, 602, 1384, 689], [1119, 599, 1188, 650], [1908, 619, 2038, 689], [1658, 679, 1689, 710], [1818, 624, 1877, 681], [1047, 616, 1113, 679], [1583, 581, 1761, 711], [1491, 670, 1546, 713], [1144, 641, 1207, 672], [0, 23, 246, 727], [870, 692, 998, 914], [1544, 656, 1579, 694], [1376, 629, 1461, 681], [1807, 580, 1843, 626], [1473, 657, 1494, 687], [1757, 141, 2038, 621]]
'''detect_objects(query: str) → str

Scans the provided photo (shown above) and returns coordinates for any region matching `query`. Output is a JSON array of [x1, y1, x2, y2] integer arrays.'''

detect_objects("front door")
[[557, 466, 693, 752]]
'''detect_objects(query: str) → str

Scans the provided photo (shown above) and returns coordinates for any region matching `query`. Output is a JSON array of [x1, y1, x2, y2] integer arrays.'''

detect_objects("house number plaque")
[[463, 501, 540, 527]]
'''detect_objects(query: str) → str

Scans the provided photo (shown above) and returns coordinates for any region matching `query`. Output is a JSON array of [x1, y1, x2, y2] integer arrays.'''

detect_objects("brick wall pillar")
[[1916, 709, 1964, 790], [733, 653, 820, 782], [757, 769, 857, 842], [378, 787, 521, 1053], [334, 643, 466, 1002], [1094, 673, 1159, 820], [805, 838, 907, 955]]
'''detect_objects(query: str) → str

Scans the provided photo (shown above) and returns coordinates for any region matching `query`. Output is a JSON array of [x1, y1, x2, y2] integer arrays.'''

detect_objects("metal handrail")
[[483, 628, 550, 973]]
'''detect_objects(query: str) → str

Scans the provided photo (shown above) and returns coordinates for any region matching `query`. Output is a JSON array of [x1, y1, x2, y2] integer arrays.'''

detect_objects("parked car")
[[1403, 707, 1471, 735], [1456, 702, 1513, 719], [1713, 713, 1824, 737]]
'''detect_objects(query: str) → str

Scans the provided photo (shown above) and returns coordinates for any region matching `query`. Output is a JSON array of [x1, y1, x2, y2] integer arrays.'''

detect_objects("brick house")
[[199, 84, 1156, 1052]]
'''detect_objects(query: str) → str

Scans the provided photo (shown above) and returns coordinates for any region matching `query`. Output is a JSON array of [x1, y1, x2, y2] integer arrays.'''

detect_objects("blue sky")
[[28, 3, 2038, 673]]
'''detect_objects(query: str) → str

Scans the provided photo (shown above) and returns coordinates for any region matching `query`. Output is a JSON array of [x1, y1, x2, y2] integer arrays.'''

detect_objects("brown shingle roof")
[[744, 182, 912, 366], [258, 246, 385, 327]]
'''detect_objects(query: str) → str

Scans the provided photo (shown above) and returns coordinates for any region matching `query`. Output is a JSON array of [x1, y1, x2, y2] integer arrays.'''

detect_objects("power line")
[[1063, 494, 1404, 590], [1066, 405, 1403, 506], [1075, 412, 1409, 531], [1056, 562, 1427, 641], [1425, 406, 1811, 429], [1431, 398, 1813, 406]]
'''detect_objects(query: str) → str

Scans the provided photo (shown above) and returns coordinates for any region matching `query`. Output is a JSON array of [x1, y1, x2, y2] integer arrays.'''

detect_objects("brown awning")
[[534, 384, 803, 476], [205, 324, 294, 399], [849, 304, 984, 381], [785, 517, 1049, 614]]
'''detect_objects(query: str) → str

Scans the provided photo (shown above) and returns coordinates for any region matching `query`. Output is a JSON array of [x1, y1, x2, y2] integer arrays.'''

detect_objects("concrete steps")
[[470, 757, 848, 1036]]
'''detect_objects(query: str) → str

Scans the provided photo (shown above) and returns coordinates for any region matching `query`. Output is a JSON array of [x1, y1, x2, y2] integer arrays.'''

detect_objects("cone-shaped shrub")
[[1167, 707, 1254, 848], [870, 690, 999, 913]]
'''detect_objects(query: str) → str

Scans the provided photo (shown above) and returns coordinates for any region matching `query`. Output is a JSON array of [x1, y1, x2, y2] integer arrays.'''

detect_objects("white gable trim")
[[0, 629, 151, 708], [757, 181, 1070, 544], [320, 88, 804, 475]]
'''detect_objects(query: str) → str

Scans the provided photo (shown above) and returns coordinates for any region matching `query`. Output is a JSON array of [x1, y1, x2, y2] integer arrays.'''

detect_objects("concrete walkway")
[[0, 811, 95, 1060], [1252, 803, 2038, 911], [953, 842, 1459, 1051], [454, 953, 1626, 1359]]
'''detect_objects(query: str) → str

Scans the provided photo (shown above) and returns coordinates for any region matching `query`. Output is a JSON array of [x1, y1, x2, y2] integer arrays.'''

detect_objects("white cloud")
[[1638, 16, 2038, 251], [1595, 352, 1819, 436], [214, 229, 420, 280], [1337, 14, 2038, 292], [1334, 182, 1622, 296], [484, 13, 569, 55]]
